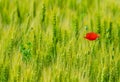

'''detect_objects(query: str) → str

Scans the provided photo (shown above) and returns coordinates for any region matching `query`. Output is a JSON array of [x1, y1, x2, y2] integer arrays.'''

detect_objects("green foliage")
[[0, 0, 120, 82], [20, 42, 32, 63]]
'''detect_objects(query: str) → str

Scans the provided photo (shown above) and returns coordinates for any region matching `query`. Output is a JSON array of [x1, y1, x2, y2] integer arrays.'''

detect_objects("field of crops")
[[0, 0, 120, 82]]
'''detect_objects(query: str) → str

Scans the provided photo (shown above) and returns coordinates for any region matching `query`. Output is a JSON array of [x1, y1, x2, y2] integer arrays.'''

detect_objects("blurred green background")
[[0, 0, 120, 82]]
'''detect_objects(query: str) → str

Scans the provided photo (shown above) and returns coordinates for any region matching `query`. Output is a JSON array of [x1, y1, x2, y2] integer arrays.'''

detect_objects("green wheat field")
[[0, 0, 120, 82]]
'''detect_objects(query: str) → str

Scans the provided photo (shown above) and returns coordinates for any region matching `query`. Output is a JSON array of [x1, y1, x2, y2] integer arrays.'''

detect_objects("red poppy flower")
[[84, 32, 100, 41]]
